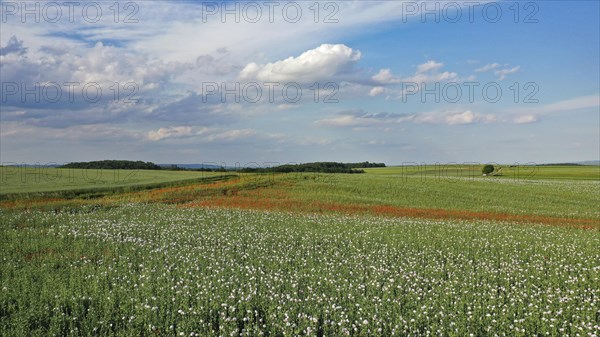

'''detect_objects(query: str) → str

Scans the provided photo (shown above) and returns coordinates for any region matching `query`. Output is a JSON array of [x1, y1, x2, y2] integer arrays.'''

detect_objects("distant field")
[[278, 173, 600, 221], [364, 165, 600, 180], [0, 167, 225, 196], [3, 166, 596, 198], [156, 172, 598, 225], [2, 167, 599, 224]]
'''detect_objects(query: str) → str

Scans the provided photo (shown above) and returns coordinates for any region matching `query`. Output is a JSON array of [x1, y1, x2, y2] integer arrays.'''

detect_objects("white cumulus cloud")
[[239, 44, 361, 83]]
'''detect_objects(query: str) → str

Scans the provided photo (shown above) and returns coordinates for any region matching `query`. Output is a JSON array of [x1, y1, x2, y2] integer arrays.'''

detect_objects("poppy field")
[[1, 168, 599, 336]]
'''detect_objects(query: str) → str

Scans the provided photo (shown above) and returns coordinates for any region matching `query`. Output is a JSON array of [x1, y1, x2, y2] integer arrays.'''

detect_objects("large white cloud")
[[239, 44, 361, 83]]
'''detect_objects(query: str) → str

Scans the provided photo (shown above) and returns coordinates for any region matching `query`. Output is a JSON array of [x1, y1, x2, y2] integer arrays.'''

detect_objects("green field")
[[364, 164, 600, 180], [0, 167, 224, 196], [1, 166, 599, 336], [270, 172, 599, 219]]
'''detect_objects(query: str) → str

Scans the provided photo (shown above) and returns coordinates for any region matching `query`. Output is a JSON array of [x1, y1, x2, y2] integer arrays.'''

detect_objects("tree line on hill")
[[61, 160, 162, 170], [59, 160, 385, 174], [238, 162, 385, 174]]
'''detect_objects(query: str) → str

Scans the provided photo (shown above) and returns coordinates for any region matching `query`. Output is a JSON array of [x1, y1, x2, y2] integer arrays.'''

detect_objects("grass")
[[1, 165, 599, 336]]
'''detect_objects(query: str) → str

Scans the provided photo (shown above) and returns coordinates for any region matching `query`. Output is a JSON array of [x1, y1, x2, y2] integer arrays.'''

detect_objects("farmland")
[[364, 164, 600, 180], [0, 167, 223, 196], [1, 166, 599, 336]]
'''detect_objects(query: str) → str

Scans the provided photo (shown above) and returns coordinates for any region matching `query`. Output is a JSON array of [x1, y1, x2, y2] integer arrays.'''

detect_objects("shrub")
[[482, 164, 495, 175]]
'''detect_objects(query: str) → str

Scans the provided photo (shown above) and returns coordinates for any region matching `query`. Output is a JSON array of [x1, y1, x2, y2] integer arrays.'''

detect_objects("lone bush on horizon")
[[482, 164, 494, 175]]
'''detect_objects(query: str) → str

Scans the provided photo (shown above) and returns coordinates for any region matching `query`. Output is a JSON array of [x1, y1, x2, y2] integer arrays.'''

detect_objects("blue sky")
[[1, 0, 598, 166]]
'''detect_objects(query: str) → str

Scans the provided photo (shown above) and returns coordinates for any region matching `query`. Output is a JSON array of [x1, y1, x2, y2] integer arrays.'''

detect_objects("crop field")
[[364, 165, 600, 181], [0, 167, 223, 196], [1, 166, 599, 336]]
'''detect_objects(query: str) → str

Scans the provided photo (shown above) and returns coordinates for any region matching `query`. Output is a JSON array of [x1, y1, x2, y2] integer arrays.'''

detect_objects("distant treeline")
[[160, 165, 225, 172], [239, 162, 385, 174], [535, 163, 583, 166], [61, 160, 162, 170], [59, 160, 385, 173]]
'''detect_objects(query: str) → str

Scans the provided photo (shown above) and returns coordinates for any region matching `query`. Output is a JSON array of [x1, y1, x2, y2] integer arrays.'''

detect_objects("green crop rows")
[[1, 205, 599, 336]]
